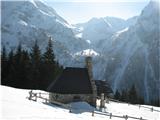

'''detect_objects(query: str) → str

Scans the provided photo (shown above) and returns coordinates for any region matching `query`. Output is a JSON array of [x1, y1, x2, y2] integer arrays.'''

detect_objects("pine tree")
[[2, 46, 7, 61], [43, 37, 55, 64], [138, 96, 144, 104], [54, 61, 63, 78], [8, 49, 14, 65], [12, 43, 23, 87], [30, 40, 41, 89], [114, 90, 121, 100], [1, 38, 63, 90], [41, 37, 57, 90], [15, 43, 22, 62], [7, 49, 15, 87], [129, 84, 138, 104], [1, 46, 8, 85], [20, 50, 31, 88], [120, 89, 128, 102]]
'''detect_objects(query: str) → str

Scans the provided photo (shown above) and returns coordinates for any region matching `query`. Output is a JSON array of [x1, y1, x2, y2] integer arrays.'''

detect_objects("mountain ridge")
[[1, 0, 159, 103]]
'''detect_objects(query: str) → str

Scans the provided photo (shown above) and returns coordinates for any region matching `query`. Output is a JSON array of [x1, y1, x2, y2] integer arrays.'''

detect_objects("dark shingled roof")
[[48, 67, 93, 94]]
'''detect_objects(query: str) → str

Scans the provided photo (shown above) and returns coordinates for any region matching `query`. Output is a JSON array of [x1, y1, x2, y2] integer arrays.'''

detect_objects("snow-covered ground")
[[0, 85, 160, 120]]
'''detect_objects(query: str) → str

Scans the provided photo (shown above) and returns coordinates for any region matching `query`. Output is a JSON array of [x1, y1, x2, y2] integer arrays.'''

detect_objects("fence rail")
[[27, 90, 49, 102], [108, 98, 160, 112], [27, 91, 159, 120], [27, 90, 70, 109], [94, 111, 147, 120]]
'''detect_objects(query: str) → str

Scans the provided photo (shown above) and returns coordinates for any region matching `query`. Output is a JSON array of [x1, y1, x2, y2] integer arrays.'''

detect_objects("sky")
[[45, 0, 150, 24]]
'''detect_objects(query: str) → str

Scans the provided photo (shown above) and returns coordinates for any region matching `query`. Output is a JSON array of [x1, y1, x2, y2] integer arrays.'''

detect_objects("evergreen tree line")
[[114, 85, 160, 107], [1, 38, 63, 91]]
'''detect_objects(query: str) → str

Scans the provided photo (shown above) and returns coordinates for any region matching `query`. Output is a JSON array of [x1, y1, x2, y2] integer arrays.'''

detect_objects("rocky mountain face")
[[73, 16, 138, 52], [1, 0, 89, 66], [103, 1, 160, 102], [1, 0, 159, 102]]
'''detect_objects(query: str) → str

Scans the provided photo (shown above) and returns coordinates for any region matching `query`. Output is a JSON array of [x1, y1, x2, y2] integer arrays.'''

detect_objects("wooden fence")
[[27, 91, 159, 120], [93, 111, 147, 120], [27, 90, 70, 109], [109, 98, 160, 112], [28, 90, 49, 103]]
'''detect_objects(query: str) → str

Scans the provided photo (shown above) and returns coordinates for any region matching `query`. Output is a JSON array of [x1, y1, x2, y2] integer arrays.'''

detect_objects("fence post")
[[69, 105, 72, 113], [139, 105, 141, 109], [45, 98, 48, 103], [92, 111, 94, 117], [151, 107, 153, 112], [28, 90, 32, 100], [124, 115, 128, 120], [35, 93, 37, 101], [110, 113, 112, 119]]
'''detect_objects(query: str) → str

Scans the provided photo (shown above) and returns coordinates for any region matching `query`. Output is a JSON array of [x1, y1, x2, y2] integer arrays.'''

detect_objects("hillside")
[[0, 86, 160, 120]]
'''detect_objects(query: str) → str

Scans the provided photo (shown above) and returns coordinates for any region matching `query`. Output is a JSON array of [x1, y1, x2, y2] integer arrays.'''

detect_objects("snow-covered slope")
[[1, 86, 160, 120]]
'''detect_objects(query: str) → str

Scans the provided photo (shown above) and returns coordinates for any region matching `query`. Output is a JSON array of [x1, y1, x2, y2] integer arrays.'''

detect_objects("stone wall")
[[49, 93, 94, 105]]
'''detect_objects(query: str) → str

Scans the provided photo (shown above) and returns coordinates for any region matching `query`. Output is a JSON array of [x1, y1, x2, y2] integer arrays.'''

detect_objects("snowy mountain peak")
[[73, 15, 138, 44], [87, 17, 113, 28], [74, 49, 99, 57]]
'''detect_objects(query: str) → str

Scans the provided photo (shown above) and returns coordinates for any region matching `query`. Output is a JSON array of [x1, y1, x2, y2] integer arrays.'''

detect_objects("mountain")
[[1, 0, 159, 103], [1, 0, 89, 66], [73, 16, 138, 40], [1, 0, 109, 79], [103, 0, 160, 102], [77, 17, 115, 42], [73, 16, 138, 52], [73, 0, 159, 102]]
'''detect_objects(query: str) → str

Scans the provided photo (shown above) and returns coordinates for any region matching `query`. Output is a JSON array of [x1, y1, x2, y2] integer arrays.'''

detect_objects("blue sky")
[[44, 0, 150, 24]]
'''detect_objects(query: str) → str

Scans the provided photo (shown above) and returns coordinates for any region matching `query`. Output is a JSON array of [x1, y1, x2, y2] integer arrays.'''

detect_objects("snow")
[[69, 102, 94, 113], [19, 20, 28, 26], [106, 101, 160, 120], [115, 27, 129, 38], [75, 33, 83, 38], [0, 86, 160, 120], [74, 49, 99, 56], [29, 0, 38, 8]]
